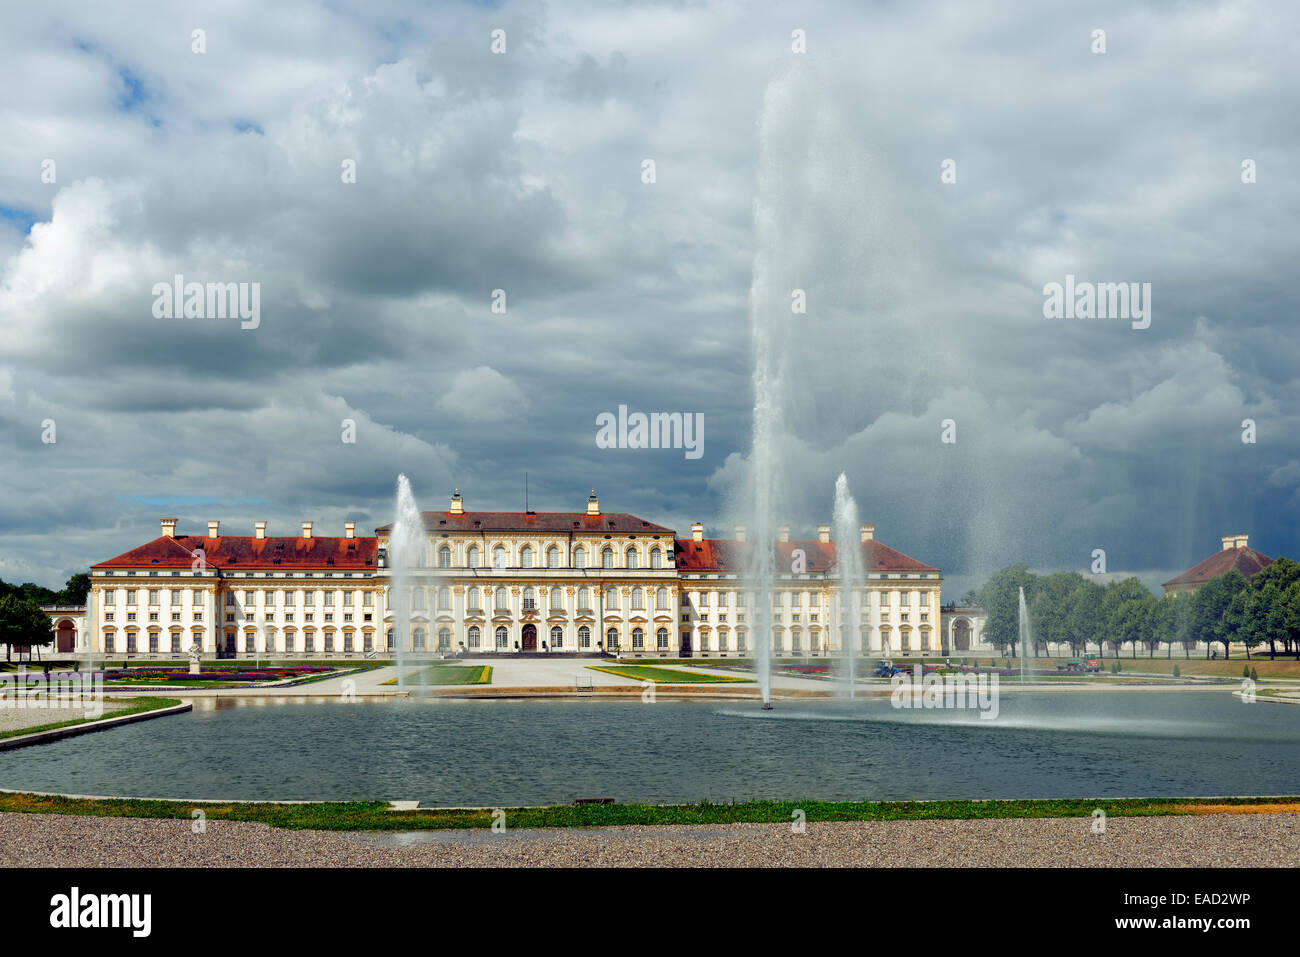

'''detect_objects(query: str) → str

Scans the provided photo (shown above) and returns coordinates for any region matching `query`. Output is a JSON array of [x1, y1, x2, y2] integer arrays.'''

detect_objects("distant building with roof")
[[79, 489, 949, 661], [1162, 533, 1273, 595]]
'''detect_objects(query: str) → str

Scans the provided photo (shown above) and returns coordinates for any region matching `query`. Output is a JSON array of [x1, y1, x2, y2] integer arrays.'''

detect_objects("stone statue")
[[187, 640, 202, 675]]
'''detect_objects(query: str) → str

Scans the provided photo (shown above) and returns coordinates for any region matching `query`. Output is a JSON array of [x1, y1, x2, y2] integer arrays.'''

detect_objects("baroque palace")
[[75, 489, 950, 660]]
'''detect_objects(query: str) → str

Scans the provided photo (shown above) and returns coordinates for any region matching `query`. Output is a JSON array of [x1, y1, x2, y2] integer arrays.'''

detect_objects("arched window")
[[493, 545, 508, 569], [523, 587, 536, 610], [495, 587, 508, 610], [578, 587, 591, 611], [547, 546, 561, 568], [411, 588, 425, 610], [578, 625, 591, 648], [549, 587, 563, 610], [438, 587, 451, 611], [631, 587, 644, 610], [467, 545, 480, 567], [650, 548, 663, 569], [467, 587, 481, 611], [656, 587, 669, 610], [626, 547, 638, 569], [550, 625, 563, 648], [468, 625, 481, 649], [386, 628, 395, 647], [495, 626, 508, 649], [736, 630, 747, 653], [604, 587, 619, 609], [717, 630, 728, 652], [413, 627, 426, 650], [606, 627, 619, 650], [573, 546, 586, 569], [791, 628, 802, 653], [438, 627, 451, 650], [632, 627, 645, 650], [602, 547, 615, 568], [438, 545, 452, 568], [657, 628, 669, 651], [520, 545, 533, 568]]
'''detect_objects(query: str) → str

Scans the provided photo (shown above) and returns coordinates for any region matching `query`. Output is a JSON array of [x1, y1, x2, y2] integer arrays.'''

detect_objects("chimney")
[[1234, 534, 1249, 550], [450, 489, 464, 515], [207, 521, 220, 540], [778, 525, 790, 542], [1221, 535, 1235, 551], [818, 524, 831, 544], [301, 522, 313, 540], [587, 489, 600, 516], [254, 521, 267, 540], [160, 518, 178, 538], [691, 522, 704, 543], [860, 524, 875, 542], [734, 525, 747, 542], [344, 522, 356, 539]]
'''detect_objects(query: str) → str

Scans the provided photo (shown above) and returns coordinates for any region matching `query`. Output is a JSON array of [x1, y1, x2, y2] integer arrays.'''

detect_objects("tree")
[[1100, 578, 1152, 658], [1239, 558, 1298, 658], [56, 573, 91, 606], [966, 565, 1038, 657], [1284, 581, 1300, 655], [0, 594, 55, 661], [1155, 591, 1194, 658], [1189, 570, 1248, 658], [1063, 579, 1106, 656], [1030, 572, 1085, 656]]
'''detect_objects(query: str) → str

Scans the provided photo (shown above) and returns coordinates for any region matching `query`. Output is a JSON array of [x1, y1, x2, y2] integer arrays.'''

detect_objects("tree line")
[[962, 558, 1300, 660], [0, 574, 90, 659]]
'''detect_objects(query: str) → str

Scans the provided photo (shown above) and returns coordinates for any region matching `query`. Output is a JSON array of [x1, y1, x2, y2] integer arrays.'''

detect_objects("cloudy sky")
[[1, 0, 1297, 599]]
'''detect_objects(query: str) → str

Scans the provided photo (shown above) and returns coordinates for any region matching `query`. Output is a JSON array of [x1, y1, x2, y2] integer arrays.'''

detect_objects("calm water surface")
[[3, 692, 1297, 805]]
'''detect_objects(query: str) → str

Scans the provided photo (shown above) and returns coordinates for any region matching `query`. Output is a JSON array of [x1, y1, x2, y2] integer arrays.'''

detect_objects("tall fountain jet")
[[744, 67, 818, 709], [388, 474, 425, 691], [1018, 586, 1032, 683], [833, 474, 864, 698]]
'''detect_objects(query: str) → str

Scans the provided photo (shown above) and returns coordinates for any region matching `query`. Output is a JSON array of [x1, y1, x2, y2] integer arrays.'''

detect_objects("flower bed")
[[104, 666, 334, 683]]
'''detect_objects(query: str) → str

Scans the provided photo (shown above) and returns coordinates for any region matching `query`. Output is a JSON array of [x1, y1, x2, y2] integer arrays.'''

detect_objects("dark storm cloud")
[[0, 0, 1297, 599]]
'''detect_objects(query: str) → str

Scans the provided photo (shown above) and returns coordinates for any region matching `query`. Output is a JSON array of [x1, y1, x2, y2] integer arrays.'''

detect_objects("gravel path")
[[2, 812, 1298, 867]]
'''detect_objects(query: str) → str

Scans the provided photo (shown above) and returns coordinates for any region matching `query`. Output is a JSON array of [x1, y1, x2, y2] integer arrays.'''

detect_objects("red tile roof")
[[673, 538, 938, 574], [1162, 545, 1273, 589], [92, 535, 378, 571], [377, 511, 675, 535]]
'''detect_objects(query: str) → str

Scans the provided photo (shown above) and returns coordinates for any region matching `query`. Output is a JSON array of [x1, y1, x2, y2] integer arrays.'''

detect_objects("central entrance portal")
[[521, 624, 537, 652]]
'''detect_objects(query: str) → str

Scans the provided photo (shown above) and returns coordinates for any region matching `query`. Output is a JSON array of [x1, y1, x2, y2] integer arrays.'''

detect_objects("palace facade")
[[78, 489, 948, 660]]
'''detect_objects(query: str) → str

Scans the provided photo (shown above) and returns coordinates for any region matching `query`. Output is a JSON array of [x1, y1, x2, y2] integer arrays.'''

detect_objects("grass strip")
[[0, 697, 183, 741], [1, 793, 1297, 832], [381, 665, 492, 686], [586, 665, 752, 684]]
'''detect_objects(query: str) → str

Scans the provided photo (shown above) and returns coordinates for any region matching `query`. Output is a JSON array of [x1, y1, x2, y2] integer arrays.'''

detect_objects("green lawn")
[[0, 792, 1295, 831], [587, 664, 753, 684], [382, 665, 492, 686], [0, 697, 183, 741]]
